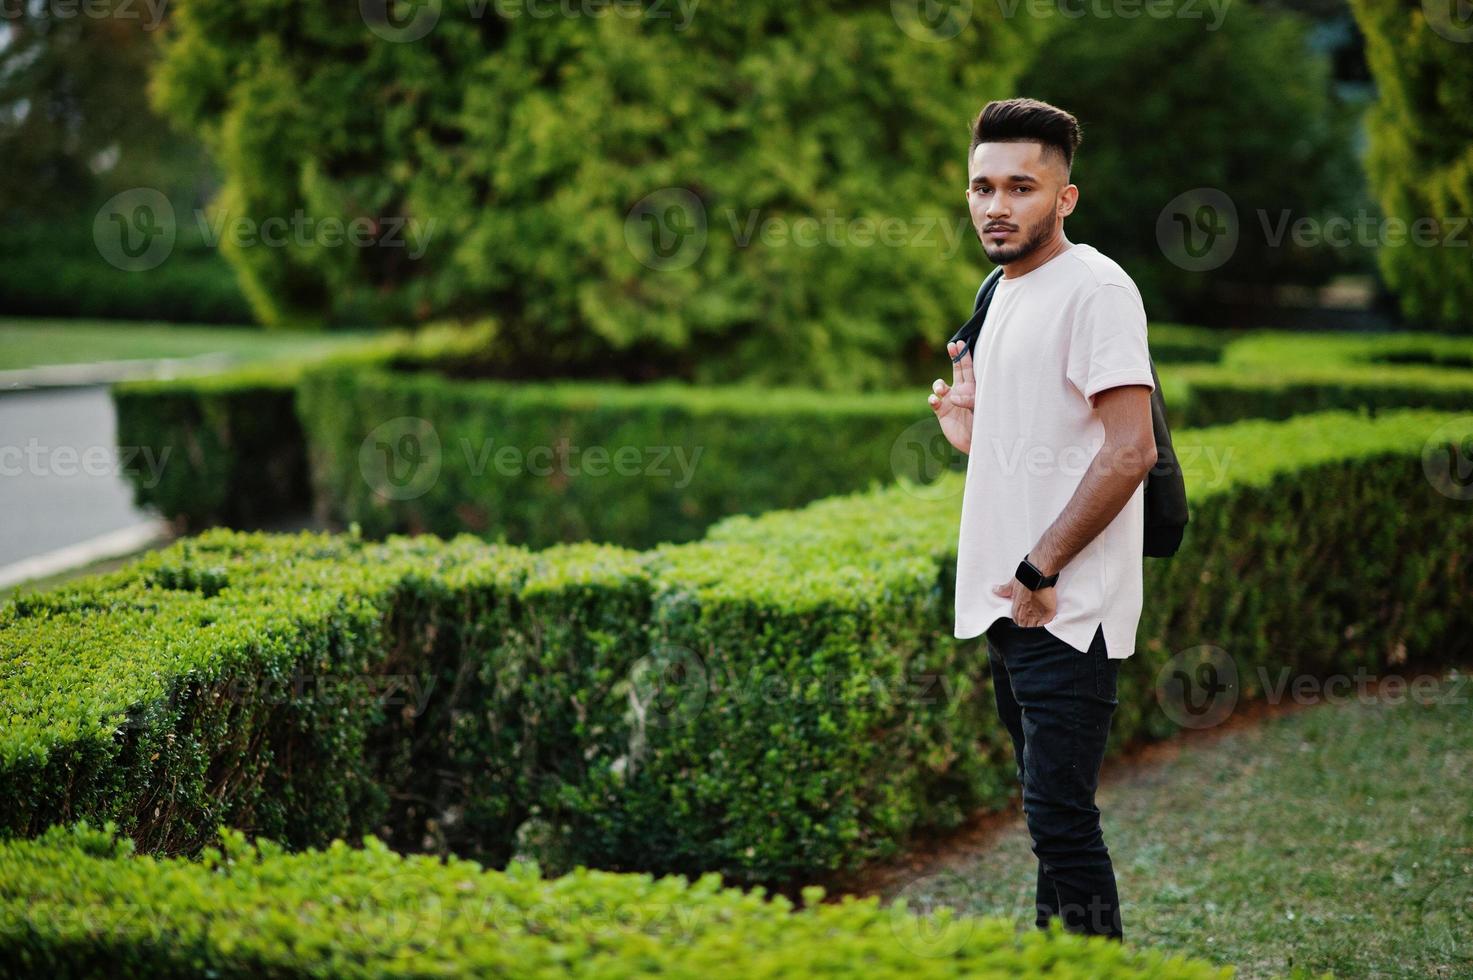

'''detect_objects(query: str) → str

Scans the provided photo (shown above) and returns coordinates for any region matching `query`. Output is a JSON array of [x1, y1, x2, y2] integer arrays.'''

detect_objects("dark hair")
[[969, 98, 1082, 174]]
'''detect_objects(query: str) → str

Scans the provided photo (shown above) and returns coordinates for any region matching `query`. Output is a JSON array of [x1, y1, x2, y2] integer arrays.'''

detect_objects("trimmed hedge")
[[0, 224, 252, 325], [8, 409, 1473, 889], [111, 324, 485, 531], [117, 323, 1473, 543], [294, 361, 929, 549], [0, 823, 1238, 979], [1164, 329, 1473, 426], [1140, 322, 1235, 364], [113, 364, 310, 530], [1220, 330, 1473, 372], [1169, 361, 1473, 428], [295, 353, 1473, 547]]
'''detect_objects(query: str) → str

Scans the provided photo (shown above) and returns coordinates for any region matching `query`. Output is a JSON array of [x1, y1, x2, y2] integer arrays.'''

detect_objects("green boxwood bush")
[[1170, 361, 1473, 428], [0, 224, 252, 325], [294, 361, 929, 549], [111, 325, 480, 531], [1219, 331, 1473, 372], [113, 365, 310, 530], [1140, 323, 1235, 364], [118, 322, 1471, 543], [1167, 329, 1473, 426], [9, 409, 1473, 890], [293, 352, 1473, 548], [0, 822, 1239, 978]]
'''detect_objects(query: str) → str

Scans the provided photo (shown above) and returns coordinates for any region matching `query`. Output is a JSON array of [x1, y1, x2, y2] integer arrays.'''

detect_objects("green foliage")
[[1166, 329, 1473, 425], [1017, 2, 1367, 320], [111, 327, 429, 531], [113, 366, 309, 530], [1347, 0, 1473, 330], [0, 2, 246, 323], [147, 2, 1041, 387], [0, 223, 250, 325], [294, 360, 931, 549], [295, 344, 1473, 546], [119, 323, 1473, 540], [0, 1, 211, 219], [7, 410, 1473, 890], [0, 823, 1236, 979], [1142, 323, 1235, 364]]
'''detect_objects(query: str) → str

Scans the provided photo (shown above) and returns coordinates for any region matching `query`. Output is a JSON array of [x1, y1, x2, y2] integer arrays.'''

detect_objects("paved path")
[[0, 352, 236, 393], [0, 385, 171, 585]]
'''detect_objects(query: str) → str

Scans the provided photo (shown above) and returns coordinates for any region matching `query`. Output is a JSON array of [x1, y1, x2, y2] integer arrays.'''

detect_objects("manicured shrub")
[[1169, 362, 1473, 428], [8, 410, 1473, 890], [111, 325, 473, 531], [113, 365, 310, 530], [293, 352, 1473, 547], [1165, 330, 1473, 425], [294, 361, 930, 549], [118, 320, 1473, 542], [0, 822, 1236, 979], [1219, 331, 1473, 372], [1141, 323, 1235, 364], [0, 223, 250, 324]]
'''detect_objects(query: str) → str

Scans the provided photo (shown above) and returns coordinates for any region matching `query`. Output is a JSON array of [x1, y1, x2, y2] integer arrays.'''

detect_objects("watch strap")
[[1015, 556, 1059, 591]]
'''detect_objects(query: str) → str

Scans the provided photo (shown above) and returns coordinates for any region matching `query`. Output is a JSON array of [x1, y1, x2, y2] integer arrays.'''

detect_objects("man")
[[926, 97, 1157, 943]]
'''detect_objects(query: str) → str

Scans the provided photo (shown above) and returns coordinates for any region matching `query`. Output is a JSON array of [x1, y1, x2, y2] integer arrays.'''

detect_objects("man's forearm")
[[1026, 441, 1155, 577]]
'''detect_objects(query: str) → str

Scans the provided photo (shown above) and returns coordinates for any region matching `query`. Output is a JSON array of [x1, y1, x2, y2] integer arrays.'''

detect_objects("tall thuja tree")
[[1015, 2, 1365, 323], [1347, 0, 1473, 331], [148, 4, 1041, 388]]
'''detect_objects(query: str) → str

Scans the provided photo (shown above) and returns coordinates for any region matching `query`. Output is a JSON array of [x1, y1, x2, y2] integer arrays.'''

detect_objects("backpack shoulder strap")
[[949, 266, 1006, 358], [973, 266, 1003, 313]]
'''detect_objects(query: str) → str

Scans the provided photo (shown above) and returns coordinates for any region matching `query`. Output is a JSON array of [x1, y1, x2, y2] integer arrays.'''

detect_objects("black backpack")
[[948, 267, 1189, 558]]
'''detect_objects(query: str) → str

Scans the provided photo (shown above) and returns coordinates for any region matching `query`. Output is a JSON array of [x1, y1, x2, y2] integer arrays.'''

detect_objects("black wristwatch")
[[1014, 555, 1059, 592]]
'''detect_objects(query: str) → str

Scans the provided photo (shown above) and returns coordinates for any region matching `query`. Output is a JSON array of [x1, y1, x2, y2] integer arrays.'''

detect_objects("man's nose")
[[984, 194, 1008, 220]]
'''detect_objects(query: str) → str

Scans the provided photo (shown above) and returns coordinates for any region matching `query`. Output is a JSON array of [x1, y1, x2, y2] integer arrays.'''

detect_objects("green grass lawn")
[[2, 548, 162, 600], [0, 318, 382, 371], [876, 668, 1473, 979]]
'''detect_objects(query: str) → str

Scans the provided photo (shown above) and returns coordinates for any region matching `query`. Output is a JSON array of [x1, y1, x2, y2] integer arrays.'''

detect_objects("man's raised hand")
[[929, 340, 976, 455]]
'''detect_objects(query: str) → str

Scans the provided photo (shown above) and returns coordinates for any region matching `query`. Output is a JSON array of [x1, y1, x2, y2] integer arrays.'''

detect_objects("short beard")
[[978, 216, 1054, 266]]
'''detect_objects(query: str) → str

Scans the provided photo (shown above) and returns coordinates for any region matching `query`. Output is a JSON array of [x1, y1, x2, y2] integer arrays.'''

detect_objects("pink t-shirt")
[[953, 242, 1156, 660]]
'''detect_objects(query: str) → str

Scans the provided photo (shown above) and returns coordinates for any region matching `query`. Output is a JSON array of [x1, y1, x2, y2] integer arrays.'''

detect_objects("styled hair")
[[969, 98, 1082, 174]]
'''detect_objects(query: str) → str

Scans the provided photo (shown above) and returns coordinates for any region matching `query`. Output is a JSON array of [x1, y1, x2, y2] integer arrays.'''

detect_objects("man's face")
[[965, 140, 1076, 265]]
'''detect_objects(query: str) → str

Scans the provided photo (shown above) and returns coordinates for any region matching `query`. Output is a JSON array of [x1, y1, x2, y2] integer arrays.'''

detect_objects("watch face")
[[1015, 560, 1041, 591]]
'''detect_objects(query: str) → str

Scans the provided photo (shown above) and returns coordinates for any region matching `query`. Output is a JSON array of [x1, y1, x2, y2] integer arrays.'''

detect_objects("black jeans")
[[986, 616, 1124, 942]]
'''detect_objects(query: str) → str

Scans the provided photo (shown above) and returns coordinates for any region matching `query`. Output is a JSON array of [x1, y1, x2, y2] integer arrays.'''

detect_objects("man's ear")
[[1058, 183, 1079, 219]]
